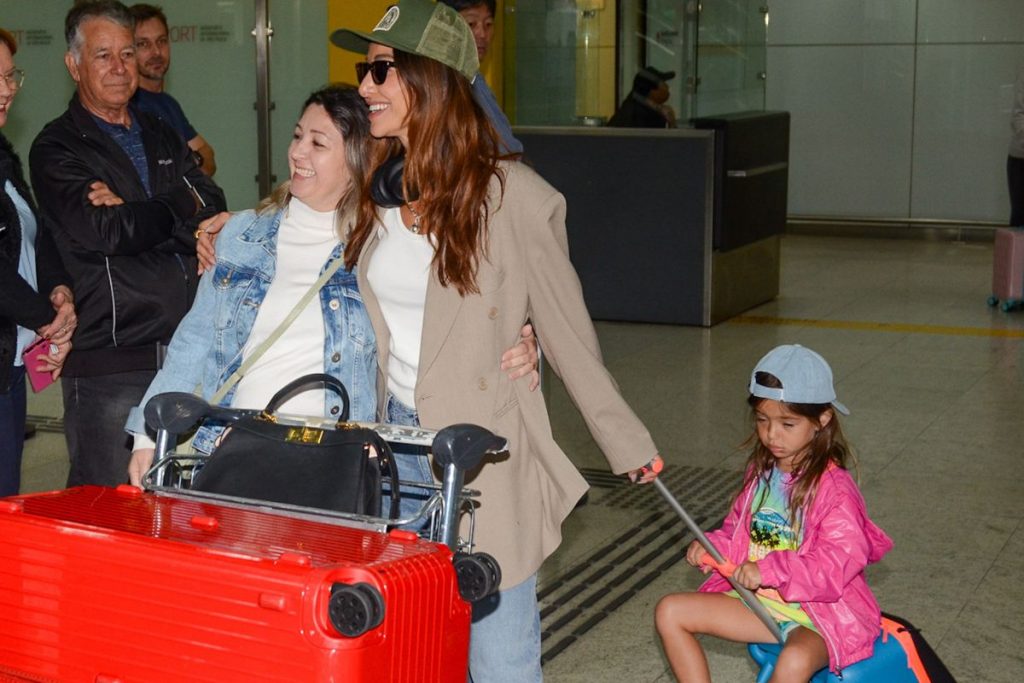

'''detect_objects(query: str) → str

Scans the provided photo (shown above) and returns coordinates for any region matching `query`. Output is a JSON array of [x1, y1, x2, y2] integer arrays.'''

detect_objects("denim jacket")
[[125, 204, 377, 452]]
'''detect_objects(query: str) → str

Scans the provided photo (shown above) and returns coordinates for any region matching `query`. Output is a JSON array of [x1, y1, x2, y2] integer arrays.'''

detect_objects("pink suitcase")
[[989, 227, 1024, 311]]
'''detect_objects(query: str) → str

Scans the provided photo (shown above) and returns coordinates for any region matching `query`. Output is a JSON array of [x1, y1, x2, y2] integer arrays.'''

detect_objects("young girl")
[[656, 344, 893, 682]]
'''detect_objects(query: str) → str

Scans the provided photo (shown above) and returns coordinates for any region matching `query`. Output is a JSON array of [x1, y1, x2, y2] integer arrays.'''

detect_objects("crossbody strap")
[[209, 256, 346, 405]]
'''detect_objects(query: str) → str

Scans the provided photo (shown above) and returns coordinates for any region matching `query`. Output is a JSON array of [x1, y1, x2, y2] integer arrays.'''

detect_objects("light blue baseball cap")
[[749, 344, 849, 415]]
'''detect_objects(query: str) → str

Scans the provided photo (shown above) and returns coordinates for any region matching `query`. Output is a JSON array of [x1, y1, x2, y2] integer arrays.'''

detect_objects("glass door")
[[156, 0, 260, 209], [692, 0, 768, 117], [267, 0, 329, 200], [640, 0, 699, 122]]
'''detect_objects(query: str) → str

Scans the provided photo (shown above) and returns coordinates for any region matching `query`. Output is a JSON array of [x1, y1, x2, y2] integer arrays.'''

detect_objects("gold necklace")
[[406, 201, 421, 234]]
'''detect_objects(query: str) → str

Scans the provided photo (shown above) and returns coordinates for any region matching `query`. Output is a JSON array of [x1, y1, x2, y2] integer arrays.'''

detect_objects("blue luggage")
[[749, 621, 916, 682]]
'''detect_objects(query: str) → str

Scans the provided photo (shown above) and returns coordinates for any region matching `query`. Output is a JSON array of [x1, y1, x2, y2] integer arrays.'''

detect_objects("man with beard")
[[129, 3, 216, 176]]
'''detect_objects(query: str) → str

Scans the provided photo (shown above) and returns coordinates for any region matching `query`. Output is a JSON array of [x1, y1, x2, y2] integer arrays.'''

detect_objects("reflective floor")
[[21, 234, 1024, 682]]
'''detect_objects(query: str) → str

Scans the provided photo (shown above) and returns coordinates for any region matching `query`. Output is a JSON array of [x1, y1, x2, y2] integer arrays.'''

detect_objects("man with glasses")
[[129, 3, 217, 176], [28, 0, 225, 489]]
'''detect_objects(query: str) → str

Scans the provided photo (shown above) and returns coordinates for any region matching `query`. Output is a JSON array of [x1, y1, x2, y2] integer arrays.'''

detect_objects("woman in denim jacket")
[[124, 86, 376, 480], [125, 84, 535, 487]]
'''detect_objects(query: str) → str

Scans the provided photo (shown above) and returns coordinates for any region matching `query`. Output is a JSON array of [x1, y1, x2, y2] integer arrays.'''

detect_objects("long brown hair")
[[740, 371, 857, 530], [344, 50, 504, 295]]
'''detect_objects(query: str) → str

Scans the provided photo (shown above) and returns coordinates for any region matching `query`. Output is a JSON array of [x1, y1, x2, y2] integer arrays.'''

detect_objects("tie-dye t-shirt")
[[744, 467, 816, 630]]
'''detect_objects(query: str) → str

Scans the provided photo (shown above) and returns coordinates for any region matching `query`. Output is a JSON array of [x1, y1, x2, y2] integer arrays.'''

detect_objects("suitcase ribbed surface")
[[0, 486, 470, 683]]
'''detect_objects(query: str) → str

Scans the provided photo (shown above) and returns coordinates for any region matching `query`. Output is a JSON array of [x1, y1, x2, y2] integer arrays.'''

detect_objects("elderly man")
[[129, 3, 217, 176], [29, 0, 225, 488]]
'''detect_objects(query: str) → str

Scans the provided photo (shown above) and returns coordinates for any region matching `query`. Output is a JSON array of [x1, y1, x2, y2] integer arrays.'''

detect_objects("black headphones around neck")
[[370, 155, 418, 208]]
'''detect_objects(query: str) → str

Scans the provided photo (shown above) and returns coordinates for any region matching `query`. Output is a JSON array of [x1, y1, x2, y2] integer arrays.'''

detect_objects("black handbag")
[[190, 374, 400, 518]]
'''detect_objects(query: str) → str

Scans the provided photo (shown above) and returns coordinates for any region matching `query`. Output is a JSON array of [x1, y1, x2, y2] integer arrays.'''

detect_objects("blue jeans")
[[383, 393, 435, 524], [0, 366, 27, 497], [470, 574, 543, 683], [62, 370, 155, 487]]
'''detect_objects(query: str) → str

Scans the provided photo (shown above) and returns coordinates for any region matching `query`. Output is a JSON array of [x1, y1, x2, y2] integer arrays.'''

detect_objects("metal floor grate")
[[25, 414, 65, 434], [539, 465, 738, 664]]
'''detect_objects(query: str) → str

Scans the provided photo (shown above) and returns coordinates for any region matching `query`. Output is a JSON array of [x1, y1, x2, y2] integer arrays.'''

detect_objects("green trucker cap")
[[331, 0, 479, 82]]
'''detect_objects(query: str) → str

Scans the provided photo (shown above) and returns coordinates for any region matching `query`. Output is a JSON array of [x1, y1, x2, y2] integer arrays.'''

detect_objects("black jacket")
[[0, 133, 72, 392], [29, 94, 226, 377], [607, 92, 672, 129]]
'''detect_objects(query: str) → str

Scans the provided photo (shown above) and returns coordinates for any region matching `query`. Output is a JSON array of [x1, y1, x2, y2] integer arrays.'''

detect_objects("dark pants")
[[62, 370, 155, 487], [0, 366, 27, 497], [1009, 155, 1024, 226]]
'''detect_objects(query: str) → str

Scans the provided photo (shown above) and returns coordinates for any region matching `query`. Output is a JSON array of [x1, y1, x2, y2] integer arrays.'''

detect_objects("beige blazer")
[[358, 162, 659, 589]]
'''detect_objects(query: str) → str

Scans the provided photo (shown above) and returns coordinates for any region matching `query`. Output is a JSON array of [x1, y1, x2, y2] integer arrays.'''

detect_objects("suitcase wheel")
[[987, 295, 999, 307], [454, 551, 502, 603], [1001, 299, 1019, 312], [328, 582, 385, 637]]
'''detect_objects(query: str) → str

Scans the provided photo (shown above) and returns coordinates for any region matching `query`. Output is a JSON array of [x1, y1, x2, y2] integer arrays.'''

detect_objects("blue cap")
[[749, 344, 849, 415]]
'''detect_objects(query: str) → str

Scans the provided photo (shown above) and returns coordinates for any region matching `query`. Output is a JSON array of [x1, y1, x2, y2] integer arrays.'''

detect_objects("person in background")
[[1008, 64, 1024, 226], [656, 345, 892, 682], [0, 28, 77, 497], [440, 0, 523, 156], [129, 3, 217, 176], [608, 66, 677, 129], [333, 1, 662, 678], [29, 0, 225, 489]]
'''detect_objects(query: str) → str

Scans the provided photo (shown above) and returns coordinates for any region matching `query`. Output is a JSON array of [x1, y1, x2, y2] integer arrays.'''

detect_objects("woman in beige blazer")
[[333, 1, 663, 680]]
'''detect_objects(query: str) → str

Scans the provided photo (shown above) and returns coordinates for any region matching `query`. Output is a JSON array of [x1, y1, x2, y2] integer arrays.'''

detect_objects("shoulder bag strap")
[[209, 256, 346, 405]]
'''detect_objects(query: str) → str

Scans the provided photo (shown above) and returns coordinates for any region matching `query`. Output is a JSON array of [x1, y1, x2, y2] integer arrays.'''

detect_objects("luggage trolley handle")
[[431, 424, 508, 551], [653, 478, 785, 643], [144, 392, 250, 486]]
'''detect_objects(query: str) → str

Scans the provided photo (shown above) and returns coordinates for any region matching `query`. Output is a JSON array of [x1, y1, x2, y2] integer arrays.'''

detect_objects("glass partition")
[[506, 0, 767, 126], [692, 0, 767, 118]]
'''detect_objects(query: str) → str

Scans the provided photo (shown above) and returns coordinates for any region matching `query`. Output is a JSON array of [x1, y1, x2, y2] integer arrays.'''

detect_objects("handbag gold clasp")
[[285, 426, 324, 444]]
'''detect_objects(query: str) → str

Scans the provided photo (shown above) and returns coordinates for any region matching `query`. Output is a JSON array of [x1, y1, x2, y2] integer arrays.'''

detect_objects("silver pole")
[[654, 478, 784, 643], [252, 0, 274, 198], [152, 428, 171, 487], [438, 464, 464, 551]]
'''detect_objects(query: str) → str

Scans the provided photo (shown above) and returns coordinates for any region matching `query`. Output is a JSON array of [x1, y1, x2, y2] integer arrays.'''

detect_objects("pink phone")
[[21, 338, 58, 393]]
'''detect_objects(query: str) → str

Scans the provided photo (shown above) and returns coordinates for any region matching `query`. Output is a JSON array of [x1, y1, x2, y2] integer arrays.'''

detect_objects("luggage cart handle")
[[432, 424, 508, 551], [653, 478, 785, 643]]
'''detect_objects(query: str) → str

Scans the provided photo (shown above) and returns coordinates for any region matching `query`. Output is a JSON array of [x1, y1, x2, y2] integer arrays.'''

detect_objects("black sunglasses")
[[356, 60, 397, 85]]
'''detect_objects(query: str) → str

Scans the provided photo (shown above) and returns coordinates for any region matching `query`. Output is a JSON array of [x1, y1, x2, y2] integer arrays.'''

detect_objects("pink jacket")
[[699, 465, 893, 674]]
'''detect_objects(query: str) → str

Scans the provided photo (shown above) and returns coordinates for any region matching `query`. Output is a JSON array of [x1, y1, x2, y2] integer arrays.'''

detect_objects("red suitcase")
[[988, 227, 1024, 311], [0, 485, 471, 683]]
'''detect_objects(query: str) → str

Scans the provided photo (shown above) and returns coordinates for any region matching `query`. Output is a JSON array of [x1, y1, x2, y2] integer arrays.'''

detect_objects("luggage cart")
[[143, 389, 505, 602]]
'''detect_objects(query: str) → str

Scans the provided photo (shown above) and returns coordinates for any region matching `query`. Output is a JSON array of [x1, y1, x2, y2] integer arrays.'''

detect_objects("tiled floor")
[[20, 234, 1024, 682]]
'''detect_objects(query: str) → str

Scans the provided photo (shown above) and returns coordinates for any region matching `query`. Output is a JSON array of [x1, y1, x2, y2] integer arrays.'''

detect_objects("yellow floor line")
[[730, 315, 1024, 338]]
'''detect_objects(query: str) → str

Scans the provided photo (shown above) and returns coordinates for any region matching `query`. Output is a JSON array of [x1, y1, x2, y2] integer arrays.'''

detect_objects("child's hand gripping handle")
[[698, 552, 736, 577], [652, 478, 785, 644]]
